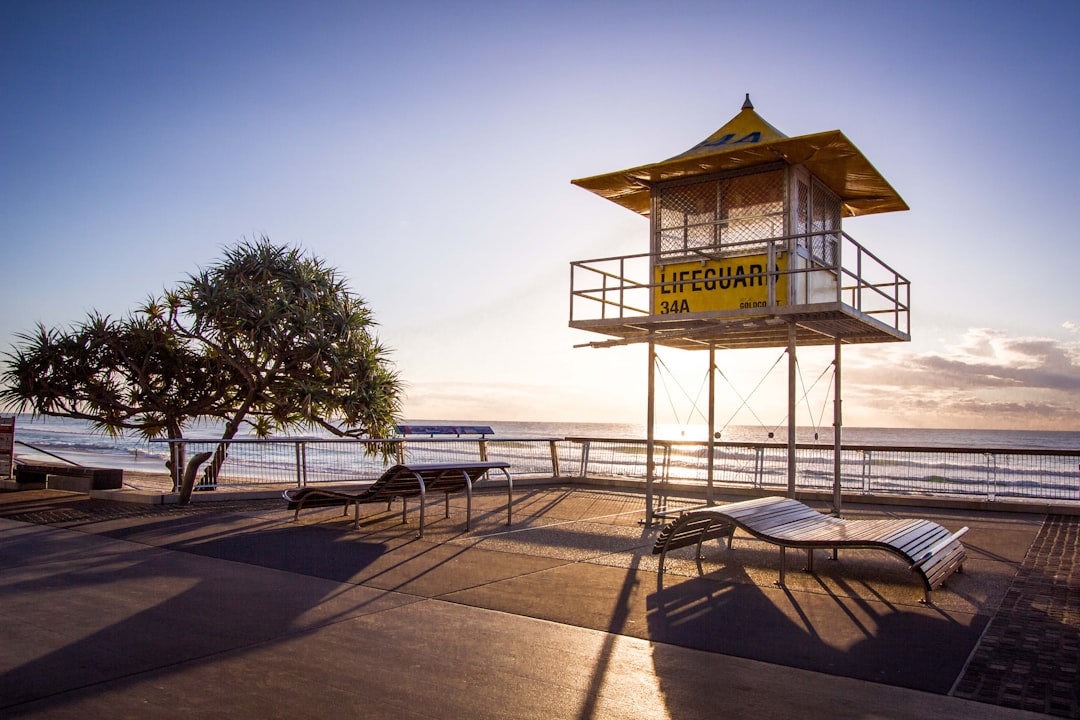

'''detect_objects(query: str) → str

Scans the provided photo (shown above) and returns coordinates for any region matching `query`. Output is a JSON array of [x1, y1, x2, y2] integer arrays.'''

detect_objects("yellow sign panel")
[[653, 254, 786, 315]]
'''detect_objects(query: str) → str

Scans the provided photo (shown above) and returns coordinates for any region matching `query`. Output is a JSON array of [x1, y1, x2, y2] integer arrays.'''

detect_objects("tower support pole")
[[833, 338, 843, 514], [787, 323, 797, 497], [707, 344, 716, 506], [645, 339, 657, 525]]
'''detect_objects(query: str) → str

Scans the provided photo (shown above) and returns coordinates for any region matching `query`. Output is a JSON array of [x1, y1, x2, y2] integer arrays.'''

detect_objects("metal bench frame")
[[284, 462, 512, 538], [653, 496, 968, 603]]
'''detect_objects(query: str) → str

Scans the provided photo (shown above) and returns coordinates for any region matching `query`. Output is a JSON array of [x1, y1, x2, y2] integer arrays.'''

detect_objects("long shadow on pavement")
[[647, 560, 985, 693], [0, 517, 406, 712]]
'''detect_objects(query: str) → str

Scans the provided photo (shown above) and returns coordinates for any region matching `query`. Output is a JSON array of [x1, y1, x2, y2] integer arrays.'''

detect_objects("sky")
[[2, 0, 1079, 433]]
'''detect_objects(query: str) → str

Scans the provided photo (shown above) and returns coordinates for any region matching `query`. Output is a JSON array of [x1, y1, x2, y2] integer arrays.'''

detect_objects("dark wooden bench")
[[653, 496, 968, 603], [283, 461, 512, 538]]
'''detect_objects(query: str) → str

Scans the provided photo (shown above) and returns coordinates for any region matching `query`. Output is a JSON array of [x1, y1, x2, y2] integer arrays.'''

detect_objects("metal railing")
[[569, 230, 911, 337], [153, 435, 1079, 506], [155, 436, 562, 491], [567, 438, 1080, 504]]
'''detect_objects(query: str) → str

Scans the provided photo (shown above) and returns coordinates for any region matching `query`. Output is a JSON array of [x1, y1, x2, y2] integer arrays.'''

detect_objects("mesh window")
[[720, 170, 784, 249], [656, 180, 718, 254], [810, 179, 840, 265], [796, 180, 810, 236], [655, 170, 784, 256]]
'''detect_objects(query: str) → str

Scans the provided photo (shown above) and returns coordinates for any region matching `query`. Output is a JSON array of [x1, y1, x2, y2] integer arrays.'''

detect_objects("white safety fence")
[[152, 435, 1080, 506]]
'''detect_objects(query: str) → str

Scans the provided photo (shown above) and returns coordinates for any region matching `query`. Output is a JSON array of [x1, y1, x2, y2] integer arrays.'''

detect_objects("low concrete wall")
[[15, 464, 123, 491]]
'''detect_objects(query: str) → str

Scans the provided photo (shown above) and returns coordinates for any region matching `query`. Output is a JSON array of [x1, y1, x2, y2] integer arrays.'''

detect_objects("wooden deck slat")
[[732, 507, 824, 533], [763, 516, 840, 537], [722, 505, 812, 524], [771, 518, 899, 543], [893, 525, 950, 556], [795, 519, 924, 544]]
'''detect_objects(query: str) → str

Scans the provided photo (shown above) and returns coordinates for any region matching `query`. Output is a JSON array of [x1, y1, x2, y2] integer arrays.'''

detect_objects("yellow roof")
[[571, 95, 908, 217]]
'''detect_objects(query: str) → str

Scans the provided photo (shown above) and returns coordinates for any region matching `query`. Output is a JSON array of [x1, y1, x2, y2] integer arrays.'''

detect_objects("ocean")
[[7, 413, 1079, 474]]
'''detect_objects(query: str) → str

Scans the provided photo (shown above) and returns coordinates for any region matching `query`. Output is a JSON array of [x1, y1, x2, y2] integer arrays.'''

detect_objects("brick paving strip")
[[0, 495, 282, 525], [953, 514, 1080, 718]]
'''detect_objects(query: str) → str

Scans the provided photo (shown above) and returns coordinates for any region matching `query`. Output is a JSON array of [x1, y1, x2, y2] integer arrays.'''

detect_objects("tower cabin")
[[569, 96, 910, 350]]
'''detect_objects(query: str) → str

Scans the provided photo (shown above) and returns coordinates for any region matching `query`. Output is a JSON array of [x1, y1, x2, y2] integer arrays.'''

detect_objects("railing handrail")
[[564, 436, 1079, 458], [153, 433, 1076, 457], [145, 434, 1078, 504], [569, 230, 910, 326], [150, 436, 564, 444]]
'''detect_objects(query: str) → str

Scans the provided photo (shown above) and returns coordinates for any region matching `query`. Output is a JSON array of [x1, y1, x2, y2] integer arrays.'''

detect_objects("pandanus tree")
[[1, 238, 403, 502]]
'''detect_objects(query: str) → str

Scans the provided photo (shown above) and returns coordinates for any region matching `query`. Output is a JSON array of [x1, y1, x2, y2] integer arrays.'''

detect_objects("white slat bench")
[[653, 496, 968, 603]]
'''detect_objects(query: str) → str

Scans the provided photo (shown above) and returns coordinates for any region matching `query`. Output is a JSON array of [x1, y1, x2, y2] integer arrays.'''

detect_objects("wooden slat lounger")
[[283, 461, 512, 538], [652, 496, 968, 603]]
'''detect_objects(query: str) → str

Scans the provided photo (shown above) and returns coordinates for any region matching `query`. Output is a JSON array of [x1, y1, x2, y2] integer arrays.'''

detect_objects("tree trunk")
[[178, 451, 213, 505], [200, 414, 243, 489], [166, 423, 185, 492]]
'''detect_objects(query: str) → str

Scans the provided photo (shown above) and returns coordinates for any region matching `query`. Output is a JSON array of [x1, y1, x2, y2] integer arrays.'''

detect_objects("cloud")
[[1065, 320, 1079, 333], [844, 328, 1080, 430], [397, 328, 1080, 431]]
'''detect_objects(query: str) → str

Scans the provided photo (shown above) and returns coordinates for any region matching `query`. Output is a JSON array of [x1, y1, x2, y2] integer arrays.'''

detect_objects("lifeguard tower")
[[569, 95, 910, 520]]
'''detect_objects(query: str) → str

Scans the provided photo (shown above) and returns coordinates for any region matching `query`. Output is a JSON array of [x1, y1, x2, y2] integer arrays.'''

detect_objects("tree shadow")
[[0, 514, 403, 711]]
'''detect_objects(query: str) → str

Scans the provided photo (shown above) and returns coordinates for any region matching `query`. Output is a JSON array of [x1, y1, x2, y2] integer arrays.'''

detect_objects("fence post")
[[294, 442, 303, 487], [479, 438, 489, 462], [754, 446, 764, 488], [549, 440, 560, 478], [862, 450, 872, 492], [169, 442, 185, 492], [580, 440, 591, 478]]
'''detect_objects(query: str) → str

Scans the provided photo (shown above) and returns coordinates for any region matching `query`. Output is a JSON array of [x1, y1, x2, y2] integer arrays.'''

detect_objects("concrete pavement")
[[0, 487, 1070, 718]]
